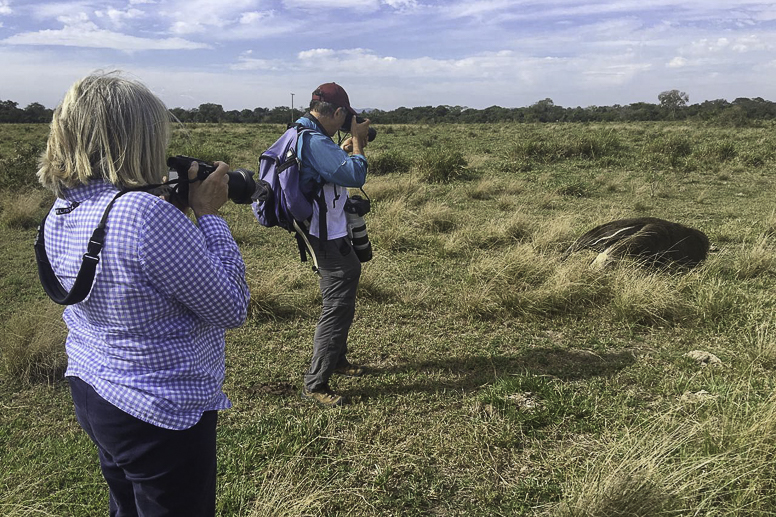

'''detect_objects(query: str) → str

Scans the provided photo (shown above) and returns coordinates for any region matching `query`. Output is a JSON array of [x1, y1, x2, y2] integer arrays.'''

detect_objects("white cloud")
[[29, 2, 94, 20], [239, 11, 270, 24], [163, 0, 260, 34], [668, 56, 688, 68], [382, 0, 418, 9], [231, 50, 284, 70], [0, 1, 11, 15], [94, 7, 145, 27], [56, 12, 90, 25], [298, 48, 337, 59], [282, 0, 380, 11], [3, 22, 211, 51]]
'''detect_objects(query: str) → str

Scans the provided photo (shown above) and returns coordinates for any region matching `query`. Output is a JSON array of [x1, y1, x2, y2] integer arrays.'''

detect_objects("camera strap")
[[35, 189, 131, 305]]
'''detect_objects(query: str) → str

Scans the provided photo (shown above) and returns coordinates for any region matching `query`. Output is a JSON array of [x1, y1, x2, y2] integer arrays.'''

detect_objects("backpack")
[[252, 124, 326, 270]]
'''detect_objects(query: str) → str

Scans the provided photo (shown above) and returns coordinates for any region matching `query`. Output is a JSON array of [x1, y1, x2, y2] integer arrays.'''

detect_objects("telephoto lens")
[[166, 155, 267, 205], [345, 211, 373, 263]]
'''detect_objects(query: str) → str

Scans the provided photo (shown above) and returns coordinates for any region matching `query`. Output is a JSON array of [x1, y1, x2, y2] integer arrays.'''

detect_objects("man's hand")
[[340, 136, 354, 153], [349, 116, 370, 155], [188, 161, 229, 218]]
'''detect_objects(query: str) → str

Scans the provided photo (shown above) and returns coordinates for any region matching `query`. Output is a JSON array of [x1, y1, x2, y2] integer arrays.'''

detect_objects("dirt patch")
[[247, 382, 297, 396]]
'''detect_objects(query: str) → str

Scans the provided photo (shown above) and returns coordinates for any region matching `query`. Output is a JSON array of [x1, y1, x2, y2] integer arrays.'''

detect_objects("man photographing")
[[296, 82, 371, 407]]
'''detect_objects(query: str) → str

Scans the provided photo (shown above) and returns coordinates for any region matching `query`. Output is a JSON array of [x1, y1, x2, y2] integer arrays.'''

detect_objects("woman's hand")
[[188, 161, 229, 218]]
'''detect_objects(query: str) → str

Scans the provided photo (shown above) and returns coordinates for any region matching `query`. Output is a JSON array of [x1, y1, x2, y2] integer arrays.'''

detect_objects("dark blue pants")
[[68, 377, 217, 517]]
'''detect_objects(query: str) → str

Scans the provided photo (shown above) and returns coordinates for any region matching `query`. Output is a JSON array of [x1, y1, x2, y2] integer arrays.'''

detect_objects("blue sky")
[[1, 1, 776, 111]]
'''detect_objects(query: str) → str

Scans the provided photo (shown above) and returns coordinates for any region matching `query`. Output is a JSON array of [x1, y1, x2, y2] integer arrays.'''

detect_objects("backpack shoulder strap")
[[35, 189, 129, 305]]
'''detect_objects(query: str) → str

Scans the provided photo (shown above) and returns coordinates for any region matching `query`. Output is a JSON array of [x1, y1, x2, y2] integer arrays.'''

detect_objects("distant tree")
[[624, 102, 661, 121], [239, 109, 255, 123], [658, 90, 689, 119], [731, 97, 776, 120], [527, 98, 557, 122], [169, 107, 190, 122], [252, 107, 269, 122], [22, 102, 52, 122], [197, 103, 225, 123], [268, 106, 291, 124], [0, 100, 23, 122], [691, 99, 730, 121], [223, 110, 241, 123]]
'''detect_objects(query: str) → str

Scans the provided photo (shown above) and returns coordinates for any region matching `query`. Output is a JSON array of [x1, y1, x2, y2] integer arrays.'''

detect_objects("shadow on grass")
[[359, 347, 636, 398], [239, 348, 636, 404]]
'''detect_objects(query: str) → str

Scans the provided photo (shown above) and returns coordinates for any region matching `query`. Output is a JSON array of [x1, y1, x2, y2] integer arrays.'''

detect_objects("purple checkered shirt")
[[44, 181, 250, 430]]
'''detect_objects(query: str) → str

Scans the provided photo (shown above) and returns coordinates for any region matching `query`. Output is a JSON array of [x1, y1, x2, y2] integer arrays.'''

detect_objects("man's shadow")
[[354, 347, 637, 398]]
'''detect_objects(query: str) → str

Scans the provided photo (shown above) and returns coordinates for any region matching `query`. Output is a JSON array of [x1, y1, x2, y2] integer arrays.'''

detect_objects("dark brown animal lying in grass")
[[564, 217, 710, 269]]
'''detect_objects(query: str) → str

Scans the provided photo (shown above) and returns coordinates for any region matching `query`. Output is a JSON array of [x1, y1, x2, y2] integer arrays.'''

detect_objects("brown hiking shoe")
[[301, 386, 346, 407], [333, 363, 366, 377]]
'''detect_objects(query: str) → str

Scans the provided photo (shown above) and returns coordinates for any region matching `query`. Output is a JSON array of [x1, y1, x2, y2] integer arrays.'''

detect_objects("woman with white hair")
[[37, 72, 250, 516]]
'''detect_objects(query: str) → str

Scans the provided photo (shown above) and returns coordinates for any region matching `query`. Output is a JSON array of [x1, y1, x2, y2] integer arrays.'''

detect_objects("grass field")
[[3, 120, 776, 515]]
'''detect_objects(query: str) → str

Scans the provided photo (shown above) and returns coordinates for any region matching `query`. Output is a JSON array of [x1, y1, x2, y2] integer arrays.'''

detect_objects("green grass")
[[3, 121, 776, 515]]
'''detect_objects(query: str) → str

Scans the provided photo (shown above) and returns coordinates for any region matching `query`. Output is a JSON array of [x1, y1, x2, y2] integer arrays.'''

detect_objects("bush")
[[642, 132, 693, 169], [414, 147, 467, 183], [0, 142, 43, 190], [509, 131, 621, 164], [369, 150, 413, 176]]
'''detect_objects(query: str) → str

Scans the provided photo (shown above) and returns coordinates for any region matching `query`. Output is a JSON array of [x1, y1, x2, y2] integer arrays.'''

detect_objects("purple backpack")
[[252, 125, 327, 264]]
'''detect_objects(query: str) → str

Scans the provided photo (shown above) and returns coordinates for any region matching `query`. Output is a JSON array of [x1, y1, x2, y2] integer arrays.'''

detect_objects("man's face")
[[334, 107, 348, 130]]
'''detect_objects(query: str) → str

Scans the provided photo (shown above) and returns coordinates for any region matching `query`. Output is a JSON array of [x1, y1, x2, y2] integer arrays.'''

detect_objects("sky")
[[1, 1, 776, 112]]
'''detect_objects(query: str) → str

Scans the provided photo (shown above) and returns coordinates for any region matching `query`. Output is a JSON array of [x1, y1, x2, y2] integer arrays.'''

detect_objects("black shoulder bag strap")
[[35, 189, 130, 305]]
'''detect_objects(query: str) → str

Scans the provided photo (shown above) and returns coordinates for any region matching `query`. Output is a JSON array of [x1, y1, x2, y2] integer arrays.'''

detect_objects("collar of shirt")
[[61, 180, 119, 203]]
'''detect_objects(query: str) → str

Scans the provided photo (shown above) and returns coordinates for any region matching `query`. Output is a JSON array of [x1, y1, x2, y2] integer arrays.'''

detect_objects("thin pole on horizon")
[[290, 93, 295, 124]]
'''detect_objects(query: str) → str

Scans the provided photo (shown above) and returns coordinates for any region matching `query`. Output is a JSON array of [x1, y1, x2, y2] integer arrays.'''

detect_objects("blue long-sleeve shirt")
[[295, 116, 368, 239]]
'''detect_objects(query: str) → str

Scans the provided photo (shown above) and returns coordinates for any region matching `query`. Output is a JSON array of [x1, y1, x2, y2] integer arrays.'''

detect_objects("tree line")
[[3, 90, 776, 126]]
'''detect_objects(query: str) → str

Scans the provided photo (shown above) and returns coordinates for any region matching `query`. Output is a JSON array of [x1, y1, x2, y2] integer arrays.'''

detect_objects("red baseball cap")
[[311, 82, 357, 115]]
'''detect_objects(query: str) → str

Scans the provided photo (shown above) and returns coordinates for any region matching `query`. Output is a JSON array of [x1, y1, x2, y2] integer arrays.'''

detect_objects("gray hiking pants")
[[304, 236, 362, 391]]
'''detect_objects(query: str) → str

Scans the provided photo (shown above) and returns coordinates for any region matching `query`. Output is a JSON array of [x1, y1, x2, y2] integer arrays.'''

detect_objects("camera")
[[342, 114, 377, 142], [344, 194, 373, 263], [166, 155, 270, 205]]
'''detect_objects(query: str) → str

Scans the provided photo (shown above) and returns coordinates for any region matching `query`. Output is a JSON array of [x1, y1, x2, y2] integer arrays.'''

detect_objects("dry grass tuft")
[[364, 175, 425, 205], [609, 266, 693, 325], [245, 264, 318, 320], [443, 212, 537, 256], [0, 190, 47, 229], [531, 216, 576, 253], [0, 300, 67, 385], [556, 389, 776, 516], [369, 199, 428, 252], [248, 452, 365, 517], [417, 201, 458, 233], [469, 176, 525, 201], [728, 235, 776, 279]]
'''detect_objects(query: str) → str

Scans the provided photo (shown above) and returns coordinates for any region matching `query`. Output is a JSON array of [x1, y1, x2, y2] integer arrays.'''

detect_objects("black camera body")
[[166, 155, 270, 205], [342, 114, 377, 142]]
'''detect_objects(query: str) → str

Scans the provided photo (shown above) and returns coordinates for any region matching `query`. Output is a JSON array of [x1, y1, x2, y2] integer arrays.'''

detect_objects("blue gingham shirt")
[[44, 181, 250, 430]]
